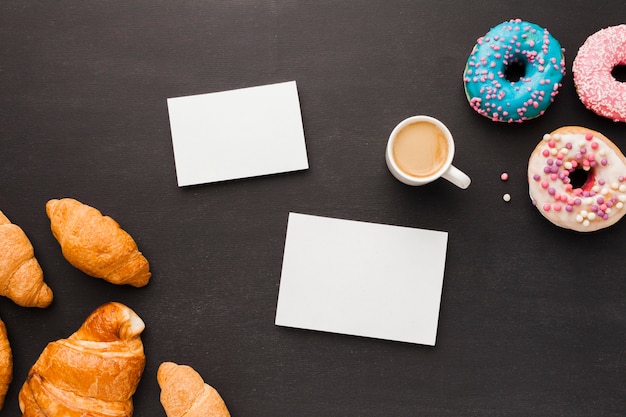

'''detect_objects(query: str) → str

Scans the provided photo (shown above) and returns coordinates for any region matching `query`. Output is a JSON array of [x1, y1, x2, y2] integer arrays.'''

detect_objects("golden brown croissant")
[[46, 198, 151, 287], [0, 317, 13, 411], [19, 302, 146, 417], [158, 362, 230, 417], [0, 211, 53, 307]]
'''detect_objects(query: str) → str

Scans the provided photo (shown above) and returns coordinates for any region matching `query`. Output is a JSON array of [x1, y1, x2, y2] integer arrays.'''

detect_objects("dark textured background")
[[1, 1, 626, 416]]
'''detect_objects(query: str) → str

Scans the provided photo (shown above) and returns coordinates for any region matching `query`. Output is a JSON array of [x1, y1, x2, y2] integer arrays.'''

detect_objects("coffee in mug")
[[391, 121, 449, 178], [385, 115, 471, 189]]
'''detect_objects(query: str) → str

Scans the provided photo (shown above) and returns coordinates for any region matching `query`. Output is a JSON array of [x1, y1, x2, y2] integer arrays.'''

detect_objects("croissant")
[[0, 211, 53, 307], [158, 362, 230, 417], [46, 198, 151, 287], [0, 317, 13, 410], [19, 302, 146, 417]]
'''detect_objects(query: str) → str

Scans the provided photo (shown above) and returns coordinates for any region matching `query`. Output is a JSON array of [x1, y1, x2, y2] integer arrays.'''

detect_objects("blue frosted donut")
[[463, 19, 566, 123]]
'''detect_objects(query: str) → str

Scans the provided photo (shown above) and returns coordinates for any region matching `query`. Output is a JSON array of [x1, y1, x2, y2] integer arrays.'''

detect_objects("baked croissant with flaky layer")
[[46, 198, 151, 287], [19, 302, 146, 417], [0, 211, 53, 307], [158, 362, 230, 417], [0, 317, 13, 411]]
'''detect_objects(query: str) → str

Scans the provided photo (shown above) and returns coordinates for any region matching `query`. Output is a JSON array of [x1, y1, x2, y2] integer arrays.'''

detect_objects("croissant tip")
[[113, 302, 145, 338], [157, 362, 178, 383], [45, 199, 59, 216], [158, 361, 177, 373], [36, 286, 54, 308]]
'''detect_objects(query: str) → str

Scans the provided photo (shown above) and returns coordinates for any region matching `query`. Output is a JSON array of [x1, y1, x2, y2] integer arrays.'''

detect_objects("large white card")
[[275, 213, 448, 346], [167, 81, 309, 187]]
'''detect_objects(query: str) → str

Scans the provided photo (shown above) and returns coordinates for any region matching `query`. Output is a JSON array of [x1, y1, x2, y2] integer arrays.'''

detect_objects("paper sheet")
[[167, 81, 309, 186], [275, 213, 448, 346]]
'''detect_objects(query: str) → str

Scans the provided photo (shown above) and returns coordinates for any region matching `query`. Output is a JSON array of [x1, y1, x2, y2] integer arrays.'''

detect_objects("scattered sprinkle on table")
[[503, 193, 511, 202], [501, 172, 509, 181]]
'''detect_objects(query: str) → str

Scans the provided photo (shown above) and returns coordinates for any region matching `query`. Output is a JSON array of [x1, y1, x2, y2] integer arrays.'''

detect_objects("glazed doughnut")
[[573, 25, 626, 122], [528, 126, 626, 232], [463, 19, 566, 122]]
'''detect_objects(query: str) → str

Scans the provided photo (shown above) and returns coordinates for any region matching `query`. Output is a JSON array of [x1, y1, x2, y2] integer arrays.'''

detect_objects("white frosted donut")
[[528, 126, 626, 232]]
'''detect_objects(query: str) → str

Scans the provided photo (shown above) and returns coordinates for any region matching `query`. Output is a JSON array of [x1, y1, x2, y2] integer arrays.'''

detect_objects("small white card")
[[167, 81, 309, 187], [275, 213, 448, 346]]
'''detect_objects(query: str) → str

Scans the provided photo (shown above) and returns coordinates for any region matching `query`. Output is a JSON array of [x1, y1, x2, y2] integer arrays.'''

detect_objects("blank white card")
[[275, 213, 448, 346], [167, 81, 309, 186]]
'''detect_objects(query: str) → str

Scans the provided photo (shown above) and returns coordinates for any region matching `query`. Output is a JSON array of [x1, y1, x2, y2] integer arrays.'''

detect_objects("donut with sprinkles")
[[463, 19, 566, 123], [573, 25, 626, 122], [528, 126, 626, 232]]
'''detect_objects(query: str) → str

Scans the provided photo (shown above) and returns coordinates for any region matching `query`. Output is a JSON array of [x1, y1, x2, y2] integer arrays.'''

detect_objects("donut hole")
[[569, 167, 591, 189], [504, 59, 526, 82], [611, 64, 626, 82]]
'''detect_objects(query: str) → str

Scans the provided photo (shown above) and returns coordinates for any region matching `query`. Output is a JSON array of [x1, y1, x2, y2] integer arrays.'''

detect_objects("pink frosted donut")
[[528, 126, 626, 232], [573, 25, 626, 122]]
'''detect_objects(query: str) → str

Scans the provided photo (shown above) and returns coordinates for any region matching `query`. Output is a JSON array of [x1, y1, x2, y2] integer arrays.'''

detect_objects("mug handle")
[[442, 164, 471, 189]]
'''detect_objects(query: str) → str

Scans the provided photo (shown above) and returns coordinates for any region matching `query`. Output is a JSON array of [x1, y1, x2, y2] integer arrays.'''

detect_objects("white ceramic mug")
[[385, 115, 471, 189]]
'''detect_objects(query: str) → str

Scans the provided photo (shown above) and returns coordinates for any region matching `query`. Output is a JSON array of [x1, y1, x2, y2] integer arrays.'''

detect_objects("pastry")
[[463, 19, 565, 122], [158, 362, 230, 417], [528, 126, 626, 231], [0, 211, 53, 307], [19, 302, 146, 417], [46, 198, 151, 287], [573, 25, 626, 122], [0, 317, 12, 410]]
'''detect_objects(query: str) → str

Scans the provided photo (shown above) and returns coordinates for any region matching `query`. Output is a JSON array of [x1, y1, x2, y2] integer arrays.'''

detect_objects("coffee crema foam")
[[392, 121, 449, 177]]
